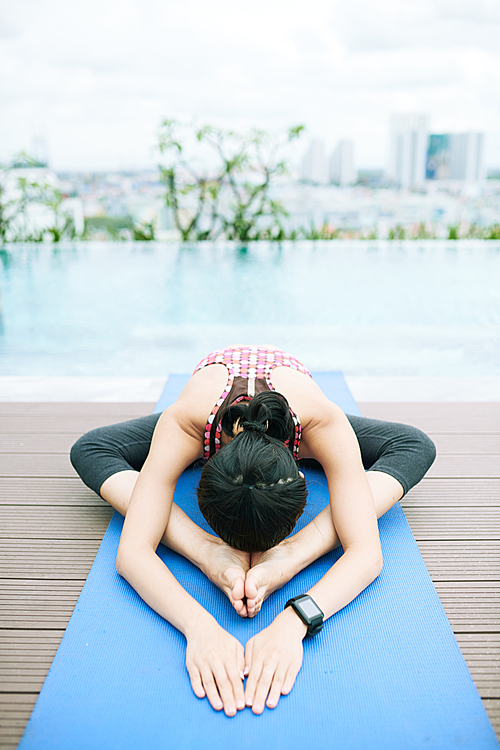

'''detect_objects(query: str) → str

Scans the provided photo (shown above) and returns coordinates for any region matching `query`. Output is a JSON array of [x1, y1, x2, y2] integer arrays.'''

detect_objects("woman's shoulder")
[[270, 367, 342, 431], [158, 364, 229, 436]]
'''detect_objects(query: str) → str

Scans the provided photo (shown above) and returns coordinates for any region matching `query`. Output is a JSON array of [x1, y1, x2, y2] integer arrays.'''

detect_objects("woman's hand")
[[186, 620, 246, 717], [244, 607, 307, 714], [200, 536, 251, 616]]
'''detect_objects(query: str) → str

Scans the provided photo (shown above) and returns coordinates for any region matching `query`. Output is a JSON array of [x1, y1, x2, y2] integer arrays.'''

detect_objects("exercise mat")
[[19, 373, 499, 749]]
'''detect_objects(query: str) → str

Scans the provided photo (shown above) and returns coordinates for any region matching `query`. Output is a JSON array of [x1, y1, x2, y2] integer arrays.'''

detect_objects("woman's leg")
[[244, 415, 436, 615], [70, 414, 161, 497], [287, 413, 436, 555], [71, 418, 252, 614], [70, 414, 209, 554]]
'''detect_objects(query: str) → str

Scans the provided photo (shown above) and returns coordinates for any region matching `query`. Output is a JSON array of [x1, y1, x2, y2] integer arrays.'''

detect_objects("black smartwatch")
[[285, 594, 324, 636]]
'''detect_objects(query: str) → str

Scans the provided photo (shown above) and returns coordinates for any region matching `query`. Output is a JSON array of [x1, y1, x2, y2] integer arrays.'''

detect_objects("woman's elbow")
[[373, 550, 383, 579], [116, 544, 133, 578], [369, 547, 383, 581]]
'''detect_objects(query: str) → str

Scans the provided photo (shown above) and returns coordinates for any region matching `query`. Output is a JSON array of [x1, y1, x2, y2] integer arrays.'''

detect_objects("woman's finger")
[[251, 663, 276, 715], [187, 664, 206, 699], [244, 638, 254, 676], [266, 667, 288, 709], [212, 665, 238, 717], [243, 652, 261, 708], [199, 668, 223, 712], [281, 662, 301, 695], [227, 663, 246, 712]]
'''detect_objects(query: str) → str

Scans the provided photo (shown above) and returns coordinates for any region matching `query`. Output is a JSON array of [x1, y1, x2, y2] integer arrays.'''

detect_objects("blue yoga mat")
[[19, 373, 499, 750]]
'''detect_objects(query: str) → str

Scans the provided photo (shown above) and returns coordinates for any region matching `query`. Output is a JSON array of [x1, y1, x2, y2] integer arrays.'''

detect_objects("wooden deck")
[[0, 401, 499, 747]]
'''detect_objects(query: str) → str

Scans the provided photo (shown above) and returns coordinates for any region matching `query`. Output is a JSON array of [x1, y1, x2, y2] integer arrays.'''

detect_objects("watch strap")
[[285, 594, 324, 636]]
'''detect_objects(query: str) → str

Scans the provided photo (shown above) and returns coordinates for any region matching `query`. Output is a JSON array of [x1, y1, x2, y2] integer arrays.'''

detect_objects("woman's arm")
[[116, 400, 246, 717], [244, 400, 383, 713]]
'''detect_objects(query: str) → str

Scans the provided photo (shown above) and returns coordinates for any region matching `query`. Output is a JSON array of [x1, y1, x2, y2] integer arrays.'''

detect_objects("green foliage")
[[0, 154, 75, 242], [388, 224, 406, 240], [133, 220, 156, 241], [299, 222, 341, 240], [83, 215, 156, 241], [448, 224, 460, 240], [486, 224, 500, 240], [414, 222, 434, 239], [158, 120, 304, 241]]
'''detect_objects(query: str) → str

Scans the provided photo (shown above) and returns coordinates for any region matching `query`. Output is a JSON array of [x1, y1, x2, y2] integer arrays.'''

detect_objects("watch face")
[[299, 597, 322, 619]]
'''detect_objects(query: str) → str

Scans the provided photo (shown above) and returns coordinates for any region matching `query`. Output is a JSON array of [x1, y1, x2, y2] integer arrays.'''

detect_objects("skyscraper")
[[329, 140, 356, 186], [449, 133, 485, 181], [300, 139, 328, 184], [426, 135, 450, 180], [388, 114, 428, 190], [426, 133, 485, 182]]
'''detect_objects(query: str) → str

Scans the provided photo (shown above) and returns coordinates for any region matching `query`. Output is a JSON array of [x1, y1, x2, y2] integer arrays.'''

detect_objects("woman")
[[71, 345, 436, 718]]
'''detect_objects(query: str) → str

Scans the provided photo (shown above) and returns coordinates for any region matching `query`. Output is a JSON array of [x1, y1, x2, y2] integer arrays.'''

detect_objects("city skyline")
[[1, 0, 500, 171]]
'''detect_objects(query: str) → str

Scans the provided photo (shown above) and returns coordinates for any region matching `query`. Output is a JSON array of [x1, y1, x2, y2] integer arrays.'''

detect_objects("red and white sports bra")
[[193, 346, 312, 460]]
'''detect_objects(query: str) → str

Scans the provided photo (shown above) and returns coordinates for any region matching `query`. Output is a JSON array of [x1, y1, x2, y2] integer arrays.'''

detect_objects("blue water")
[[1, 240, 499, 376]]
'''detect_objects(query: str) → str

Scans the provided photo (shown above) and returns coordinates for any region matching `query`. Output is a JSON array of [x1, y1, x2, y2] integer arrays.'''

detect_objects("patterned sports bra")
[[193, 346, 312, 460]]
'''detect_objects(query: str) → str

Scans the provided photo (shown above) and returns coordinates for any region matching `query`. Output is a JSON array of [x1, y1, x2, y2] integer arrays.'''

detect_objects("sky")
[[1, 0, 500, 172]]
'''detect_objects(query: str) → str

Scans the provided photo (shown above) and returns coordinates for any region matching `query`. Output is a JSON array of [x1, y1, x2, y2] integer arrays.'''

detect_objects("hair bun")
[[243, 420, 267, 434]]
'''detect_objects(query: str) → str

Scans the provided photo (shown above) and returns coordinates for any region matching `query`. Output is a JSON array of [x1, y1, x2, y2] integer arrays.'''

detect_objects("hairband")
[[242, 420, 267, 434]]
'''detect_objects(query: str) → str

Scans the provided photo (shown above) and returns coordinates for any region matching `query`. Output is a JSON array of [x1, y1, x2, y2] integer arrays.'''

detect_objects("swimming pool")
[[1, 240, 499, 377]]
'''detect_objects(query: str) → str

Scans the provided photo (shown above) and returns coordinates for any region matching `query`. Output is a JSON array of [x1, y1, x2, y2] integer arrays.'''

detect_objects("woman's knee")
[[70, 428, 105, 474], [70, 427, 122, 495], [399, 423, 437, 472]]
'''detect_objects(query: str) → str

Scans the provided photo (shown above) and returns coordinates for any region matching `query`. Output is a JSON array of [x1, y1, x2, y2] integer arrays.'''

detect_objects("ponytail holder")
[[243, 420, 267, 434], [242, 483, 255, 489]]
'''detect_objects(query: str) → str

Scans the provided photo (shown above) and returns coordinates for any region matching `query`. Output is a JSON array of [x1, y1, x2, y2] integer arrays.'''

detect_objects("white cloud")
[[0, 0, 499, 170]]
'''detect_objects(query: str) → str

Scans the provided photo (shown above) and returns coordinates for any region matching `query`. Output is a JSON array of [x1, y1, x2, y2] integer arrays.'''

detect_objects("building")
[[426, 135, 450, 180], [329, 139, 356, 186], [449, 133, 485, 181], [387, 114, 429, 190], [300, 139, 328, 184], [426, 132, 485, 182]]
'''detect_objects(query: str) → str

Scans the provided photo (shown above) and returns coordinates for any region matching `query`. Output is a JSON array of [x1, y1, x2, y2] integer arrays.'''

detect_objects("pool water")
[[1, 240, 499, 377]]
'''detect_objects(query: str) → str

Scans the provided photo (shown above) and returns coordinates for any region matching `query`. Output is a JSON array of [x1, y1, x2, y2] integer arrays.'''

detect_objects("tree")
[[0, 153, 75, 242], [158, 120, 304, 241]]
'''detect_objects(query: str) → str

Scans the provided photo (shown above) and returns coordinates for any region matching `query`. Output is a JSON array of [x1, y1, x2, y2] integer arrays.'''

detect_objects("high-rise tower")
[[388, 114, 428, 190]]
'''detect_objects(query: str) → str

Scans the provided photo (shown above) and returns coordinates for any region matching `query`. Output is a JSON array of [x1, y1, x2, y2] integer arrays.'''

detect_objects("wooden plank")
[[0, 631, 63, 700], [0, 403, 154, 416], [426, 434, 500, 455], [404, 507, 500, 540], [0, 629, 65, 645], [482, 700, 500, 737], [0, 433, 80, 453], [0, 694, 38, 750], [360, 402, 500, 419], [455, 634, 500, 648], [0, 454, 77, 478], [0, 415, 152, 433], [417, 542, 500, 580], [359, 402, 500, 434], [428, 455, 500, 478], [0, 505, 113, 539], [0, 540, 103, 579], [0, 478, 102, 505], [403, 479, 500, 506]]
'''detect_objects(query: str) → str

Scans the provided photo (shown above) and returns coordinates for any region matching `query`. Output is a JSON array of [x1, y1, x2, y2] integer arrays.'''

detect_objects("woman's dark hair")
[[197, 391, 308, 552]]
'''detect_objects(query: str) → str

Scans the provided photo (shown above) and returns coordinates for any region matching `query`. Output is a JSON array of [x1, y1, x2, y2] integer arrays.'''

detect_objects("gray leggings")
[[70, 413, 436, 498]]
